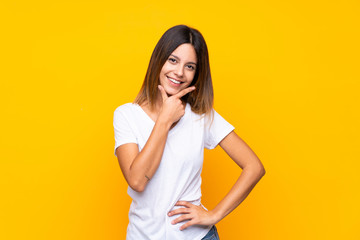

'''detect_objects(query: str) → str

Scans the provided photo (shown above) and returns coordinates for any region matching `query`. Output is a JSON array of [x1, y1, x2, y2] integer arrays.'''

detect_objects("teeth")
[[168, 77, 181, 84]]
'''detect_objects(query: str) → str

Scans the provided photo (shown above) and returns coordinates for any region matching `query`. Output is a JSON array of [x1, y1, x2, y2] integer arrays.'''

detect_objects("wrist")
[[209, 209, 223, 225], [156, 115, 172, 130]]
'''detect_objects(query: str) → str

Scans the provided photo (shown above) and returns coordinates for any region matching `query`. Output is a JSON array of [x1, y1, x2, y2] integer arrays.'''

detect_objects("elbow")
[[125, 171, 149, 192], [257, 163, 266, 179], [129, 180, 146, 193], [259, 166, 266, 178], [246, 163, 266, 179]]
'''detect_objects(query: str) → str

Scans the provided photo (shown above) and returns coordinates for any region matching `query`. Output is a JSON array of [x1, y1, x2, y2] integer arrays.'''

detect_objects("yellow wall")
[[1, 1, 359, 239]]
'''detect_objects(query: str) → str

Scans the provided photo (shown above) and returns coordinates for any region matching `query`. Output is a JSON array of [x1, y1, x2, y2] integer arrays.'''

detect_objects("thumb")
[[158, 85, 168, 102]]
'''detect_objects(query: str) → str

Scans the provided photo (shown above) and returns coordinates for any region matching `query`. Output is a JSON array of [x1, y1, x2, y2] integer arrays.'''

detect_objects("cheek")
[[186, 72, 196, 83], [161, 62, 172, 73], [159, 68, 168, 82]]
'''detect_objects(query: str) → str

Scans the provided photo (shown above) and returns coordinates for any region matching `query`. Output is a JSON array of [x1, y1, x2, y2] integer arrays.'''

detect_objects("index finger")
[[174, 86, 196, 99]]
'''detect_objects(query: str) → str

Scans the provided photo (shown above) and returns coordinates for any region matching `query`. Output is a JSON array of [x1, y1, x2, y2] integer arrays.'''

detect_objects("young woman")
[[113, 25, 265, 240]]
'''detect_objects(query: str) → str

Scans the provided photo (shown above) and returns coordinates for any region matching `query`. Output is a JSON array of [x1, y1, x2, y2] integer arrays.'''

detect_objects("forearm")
[[128, 118, 172, 191], [211, 165, 265, 223]]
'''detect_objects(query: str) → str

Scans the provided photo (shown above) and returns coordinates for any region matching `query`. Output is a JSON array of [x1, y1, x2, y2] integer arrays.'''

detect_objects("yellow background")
[[1, 0, 359, 239]]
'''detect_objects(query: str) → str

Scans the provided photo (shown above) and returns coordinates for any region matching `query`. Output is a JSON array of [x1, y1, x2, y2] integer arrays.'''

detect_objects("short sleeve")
[[113, 107, 138, 156], [204, 109, 235, 149]]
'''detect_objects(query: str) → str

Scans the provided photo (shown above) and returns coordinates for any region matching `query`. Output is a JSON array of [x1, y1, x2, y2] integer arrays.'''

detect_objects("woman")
[[113, 25, 265, 240]]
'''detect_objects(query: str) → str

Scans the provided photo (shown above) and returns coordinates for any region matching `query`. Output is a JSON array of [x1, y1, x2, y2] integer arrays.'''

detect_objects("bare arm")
[[211, 130, 265, 222], [115, 86, 196, 192], [168, 130, 265, 230], [115, 119, 171, 192]]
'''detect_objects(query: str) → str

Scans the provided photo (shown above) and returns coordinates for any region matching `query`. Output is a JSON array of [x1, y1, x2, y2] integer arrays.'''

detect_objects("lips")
[[167, 76, 183, 85]]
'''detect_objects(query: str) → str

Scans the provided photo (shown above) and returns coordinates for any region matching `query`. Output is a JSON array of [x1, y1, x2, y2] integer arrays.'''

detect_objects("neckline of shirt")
[[132, 103, 189, 135]]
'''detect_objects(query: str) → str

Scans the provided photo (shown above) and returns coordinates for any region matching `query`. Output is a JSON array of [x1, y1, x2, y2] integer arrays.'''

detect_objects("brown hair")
[[134, 24, 214, 118]]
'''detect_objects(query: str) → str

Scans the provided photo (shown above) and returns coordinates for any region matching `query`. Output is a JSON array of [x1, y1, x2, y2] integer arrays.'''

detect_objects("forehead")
[[171, 43, 197, 63]]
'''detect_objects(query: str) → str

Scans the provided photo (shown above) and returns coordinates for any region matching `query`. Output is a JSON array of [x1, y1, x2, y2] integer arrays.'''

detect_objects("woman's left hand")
[[168, 201, 217, 230]]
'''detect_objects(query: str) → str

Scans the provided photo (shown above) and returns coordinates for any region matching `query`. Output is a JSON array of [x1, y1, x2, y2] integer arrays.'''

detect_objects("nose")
[[174, 64, 184, 77]]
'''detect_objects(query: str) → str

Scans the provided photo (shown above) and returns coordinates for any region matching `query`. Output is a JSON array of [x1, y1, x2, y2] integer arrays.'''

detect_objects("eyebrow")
[[170, 54, 197, 65]]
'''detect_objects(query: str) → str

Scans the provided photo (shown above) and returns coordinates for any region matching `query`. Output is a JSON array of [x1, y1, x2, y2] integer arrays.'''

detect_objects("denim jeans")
[[201, 225, 220, 240]]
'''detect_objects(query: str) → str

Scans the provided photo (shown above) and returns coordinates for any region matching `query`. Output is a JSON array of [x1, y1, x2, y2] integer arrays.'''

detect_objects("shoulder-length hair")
[[134, 25, 214, 117]]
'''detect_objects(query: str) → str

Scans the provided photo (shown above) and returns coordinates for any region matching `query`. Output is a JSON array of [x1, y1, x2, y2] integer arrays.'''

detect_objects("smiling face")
[[159, 43, 197, 96]]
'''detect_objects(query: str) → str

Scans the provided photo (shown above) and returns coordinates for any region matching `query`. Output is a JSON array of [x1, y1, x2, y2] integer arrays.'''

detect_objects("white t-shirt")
[[113, 102, 235, 240]]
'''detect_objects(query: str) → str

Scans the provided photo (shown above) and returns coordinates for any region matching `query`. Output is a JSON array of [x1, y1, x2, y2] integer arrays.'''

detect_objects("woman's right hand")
[[158, 85, 196, 125]]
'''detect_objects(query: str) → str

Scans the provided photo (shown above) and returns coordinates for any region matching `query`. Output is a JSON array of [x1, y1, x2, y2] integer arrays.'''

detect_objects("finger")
[[174, 86, 196, 99], [171, 214, 192, 225], [180, 220, 195, 231], [175, 201, 192, 208], [158, 85, 168, 101], [168, 207, 191, 216], [175, 201, 192, 207]]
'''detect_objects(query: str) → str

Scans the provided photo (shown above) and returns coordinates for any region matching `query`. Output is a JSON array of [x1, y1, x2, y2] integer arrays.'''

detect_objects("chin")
[[163, 86, 179, 96], [165, 89, 178, 96]]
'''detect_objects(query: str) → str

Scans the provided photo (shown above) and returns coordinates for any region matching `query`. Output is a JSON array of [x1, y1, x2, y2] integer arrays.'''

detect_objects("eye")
[[168, 57, 176, 63], [186, 65, 196, 71]]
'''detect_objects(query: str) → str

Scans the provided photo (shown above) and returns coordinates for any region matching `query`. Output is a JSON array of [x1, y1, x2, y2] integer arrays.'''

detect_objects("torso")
[[113, 102, 234, 239], [119, 102, 211, 239]]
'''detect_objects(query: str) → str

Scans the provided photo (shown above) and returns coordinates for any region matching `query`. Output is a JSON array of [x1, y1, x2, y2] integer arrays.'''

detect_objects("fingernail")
[[168, 212, 171, 216]]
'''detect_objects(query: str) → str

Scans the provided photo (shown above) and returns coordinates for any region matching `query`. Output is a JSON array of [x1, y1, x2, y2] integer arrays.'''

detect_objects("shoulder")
[[113, 103, 140, 123], [187, 103, 216, 123], [187, 103, 205, 119], [204, 108, 234, 129], [114, 102, 138, 114]]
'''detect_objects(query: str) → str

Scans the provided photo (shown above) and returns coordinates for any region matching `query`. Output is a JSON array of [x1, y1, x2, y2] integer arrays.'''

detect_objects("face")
[[159, 43, 197, 96]]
